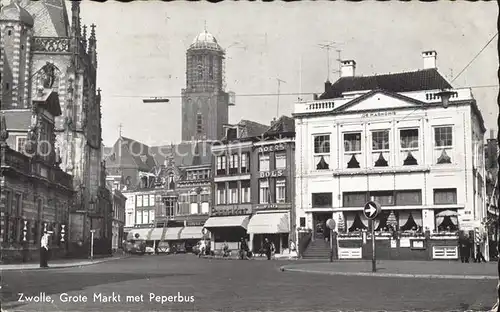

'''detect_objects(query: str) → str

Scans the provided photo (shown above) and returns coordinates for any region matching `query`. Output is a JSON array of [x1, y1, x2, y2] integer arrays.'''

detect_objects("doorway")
[[313, 212, 332, 240]]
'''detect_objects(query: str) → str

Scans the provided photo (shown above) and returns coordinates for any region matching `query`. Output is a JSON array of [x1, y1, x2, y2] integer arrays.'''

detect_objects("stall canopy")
[[247, 212, 289, 234], [128, 228, 155, 241], [203, 215, 250, 229], [130, 227, 183, 241], [179, 226, 204, 240]]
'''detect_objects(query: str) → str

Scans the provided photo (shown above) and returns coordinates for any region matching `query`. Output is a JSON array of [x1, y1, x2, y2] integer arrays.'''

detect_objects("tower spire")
[[204, 20, 207, 33]]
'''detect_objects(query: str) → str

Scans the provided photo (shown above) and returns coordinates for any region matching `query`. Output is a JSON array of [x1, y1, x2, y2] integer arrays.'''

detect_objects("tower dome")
[[189, 29, 222, 51], [0, 1, 34, 27]]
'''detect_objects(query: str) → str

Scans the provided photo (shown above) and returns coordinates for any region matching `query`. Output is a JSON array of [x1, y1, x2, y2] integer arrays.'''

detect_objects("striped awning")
[[128, 228, 155, 240], [204, 215, 250, 229], [151, 227, 183, 241], [247, 212, 289, 234], [179, 226, 204, 240]]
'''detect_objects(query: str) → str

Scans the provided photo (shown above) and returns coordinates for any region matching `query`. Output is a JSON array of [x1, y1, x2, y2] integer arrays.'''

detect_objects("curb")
[[279, 266, 498, 280], [0, 256, 130, 271]]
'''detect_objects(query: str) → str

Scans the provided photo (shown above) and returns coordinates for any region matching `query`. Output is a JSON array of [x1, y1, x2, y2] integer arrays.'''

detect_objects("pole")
[[330, 229, 333, 262], [90, 230, 94, 261], [371, 219, 376, 272]]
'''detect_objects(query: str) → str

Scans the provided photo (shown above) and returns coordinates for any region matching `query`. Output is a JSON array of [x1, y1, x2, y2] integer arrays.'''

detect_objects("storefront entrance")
[[313, 212, 332, 240]]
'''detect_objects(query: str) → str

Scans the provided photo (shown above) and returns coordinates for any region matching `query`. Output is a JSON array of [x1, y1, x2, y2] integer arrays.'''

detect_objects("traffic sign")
[[363, 201, 381, 220], [326, 218, 336, 230]]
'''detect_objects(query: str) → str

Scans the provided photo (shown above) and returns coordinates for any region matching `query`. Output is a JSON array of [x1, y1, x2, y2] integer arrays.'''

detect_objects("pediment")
[[334, 90, 425, 113]]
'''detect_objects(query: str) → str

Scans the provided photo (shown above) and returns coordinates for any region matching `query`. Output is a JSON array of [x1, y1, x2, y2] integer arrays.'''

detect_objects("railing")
[[1, 145, 73, 190], [32, 37, 71, 53]]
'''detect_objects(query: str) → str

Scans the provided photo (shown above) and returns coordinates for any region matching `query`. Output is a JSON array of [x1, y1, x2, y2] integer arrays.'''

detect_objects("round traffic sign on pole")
[[326, 218, 336, 230], [363, 201, 381, 220]]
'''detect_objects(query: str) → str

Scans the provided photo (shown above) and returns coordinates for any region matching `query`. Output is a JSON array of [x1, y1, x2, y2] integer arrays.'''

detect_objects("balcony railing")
[[1, 145, 73, 190]]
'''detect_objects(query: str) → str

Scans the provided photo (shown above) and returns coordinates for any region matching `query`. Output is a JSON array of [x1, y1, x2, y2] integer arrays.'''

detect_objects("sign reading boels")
[[259, 169, 284, 178], [257, 143, 286, 153]]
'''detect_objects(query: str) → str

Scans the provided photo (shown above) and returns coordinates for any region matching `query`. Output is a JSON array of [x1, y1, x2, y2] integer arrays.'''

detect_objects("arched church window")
[[196, 113, 203, 134], [208, 55, 214, 80]]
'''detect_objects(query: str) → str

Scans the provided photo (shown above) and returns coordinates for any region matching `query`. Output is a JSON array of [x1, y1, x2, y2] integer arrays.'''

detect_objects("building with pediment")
[[294, 51, 488, 261], [0, 0, 110, 258]]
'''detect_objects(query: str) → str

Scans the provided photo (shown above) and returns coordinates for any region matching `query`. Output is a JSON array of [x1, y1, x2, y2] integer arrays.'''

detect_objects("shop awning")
[[204, 215, 250, 229], [128, 228, 155, 240], [179, 226, 204, 240], [247, 212, 290, 234]]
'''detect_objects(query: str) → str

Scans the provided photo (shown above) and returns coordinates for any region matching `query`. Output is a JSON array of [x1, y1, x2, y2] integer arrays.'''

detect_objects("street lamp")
[[434, 89, 457, 109]]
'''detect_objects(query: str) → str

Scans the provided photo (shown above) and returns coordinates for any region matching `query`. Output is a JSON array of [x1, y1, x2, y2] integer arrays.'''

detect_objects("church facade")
[[0, 0, 110, 259]]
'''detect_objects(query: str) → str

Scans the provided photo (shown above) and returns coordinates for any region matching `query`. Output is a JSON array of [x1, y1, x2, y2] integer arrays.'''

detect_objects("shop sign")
[[361, 111, 396, 118], [186, 220, 205, 227], [259, 169, 284, 178], [211, 205, 251, 216], [257, 143, 286, 153], [255, 203, 291, 210]]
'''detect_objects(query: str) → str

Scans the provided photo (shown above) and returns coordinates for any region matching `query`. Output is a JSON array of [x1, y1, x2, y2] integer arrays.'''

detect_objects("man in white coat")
[[40, 232, 50, 268]]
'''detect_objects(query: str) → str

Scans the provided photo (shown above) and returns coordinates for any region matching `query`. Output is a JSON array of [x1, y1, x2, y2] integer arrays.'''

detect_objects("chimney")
[[271, 118, 277, 126], [422, 50, 437, 69], [340, 60, 356, 78], [324, 81, 332, 93], [313, 94, 318, 100]]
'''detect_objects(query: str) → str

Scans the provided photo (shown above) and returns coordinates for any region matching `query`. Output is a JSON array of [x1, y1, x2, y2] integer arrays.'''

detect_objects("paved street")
[[1, 254, 497, 312]]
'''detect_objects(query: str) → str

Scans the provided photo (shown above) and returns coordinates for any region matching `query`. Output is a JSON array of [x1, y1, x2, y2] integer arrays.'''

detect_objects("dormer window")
[[226, 127, 238, 141]]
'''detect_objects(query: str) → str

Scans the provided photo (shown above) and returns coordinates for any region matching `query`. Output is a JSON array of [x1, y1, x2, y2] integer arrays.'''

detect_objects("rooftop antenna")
[[333, 49, 342, 78], [318, 41, 337, 81], [298, 54, 303, 101], [118, 123, 123, 138], [204, 20, 207, 32], [276, 78, 286, 118]]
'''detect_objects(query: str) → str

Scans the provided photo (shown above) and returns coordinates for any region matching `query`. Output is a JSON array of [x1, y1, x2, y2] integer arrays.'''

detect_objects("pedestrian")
[[263, 238, 271, 260], [240, 238, 249, 260], [40, 232, 50, 268], [474, 244, 486, 263], [198, 240, 206, 258], [459, 235, 470, 263], [270, 241, 276, 259]]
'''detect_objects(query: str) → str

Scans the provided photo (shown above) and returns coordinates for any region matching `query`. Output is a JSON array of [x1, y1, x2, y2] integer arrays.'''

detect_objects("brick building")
[[0, 0, 110, 257]]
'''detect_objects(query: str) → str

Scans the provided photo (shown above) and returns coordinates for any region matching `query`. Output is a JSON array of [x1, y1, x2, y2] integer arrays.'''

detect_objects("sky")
[[77, 1, 498, 147]]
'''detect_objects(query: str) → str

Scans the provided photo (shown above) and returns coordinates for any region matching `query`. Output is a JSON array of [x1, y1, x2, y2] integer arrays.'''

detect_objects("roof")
[[23, 0, 70, 37], [32, 89, 62, 117], [189, 29, 222, 51], [265, 115, 295, 134], [104, 136, 156, 172], [320, 68, 452, 99], [149, 141, 213, 167], [0, 1, 34, 26], [237, 119, 269, 139], [1, 110, 31, 131]]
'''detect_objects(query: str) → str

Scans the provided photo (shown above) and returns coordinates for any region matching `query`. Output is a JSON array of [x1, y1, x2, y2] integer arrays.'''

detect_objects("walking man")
[[40, 232, 50, 268], [263, 238, 271, 260], [474, 243, 486, 263]]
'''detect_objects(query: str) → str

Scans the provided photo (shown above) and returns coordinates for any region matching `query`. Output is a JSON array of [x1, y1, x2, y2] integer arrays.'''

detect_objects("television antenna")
[[318, 41, 337, 81], [276, 78, 286, 117]]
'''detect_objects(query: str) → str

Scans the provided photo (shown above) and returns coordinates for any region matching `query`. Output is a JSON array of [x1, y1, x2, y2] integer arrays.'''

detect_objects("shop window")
[[313, 134, 330, 170], [259, 154, 270, 172], [395, 190, 422, 205], [312, 193, 332, 208], [343, 192, 366, 207], [276, 178, 286, 203], [370, 191, 394, 206], [259, 179, 270, 204], [434, 188, 457, 205]]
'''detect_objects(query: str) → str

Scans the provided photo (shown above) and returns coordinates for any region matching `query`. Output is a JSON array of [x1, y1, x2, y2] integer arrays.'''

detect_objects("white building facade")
[[294, 51, 488, 260]]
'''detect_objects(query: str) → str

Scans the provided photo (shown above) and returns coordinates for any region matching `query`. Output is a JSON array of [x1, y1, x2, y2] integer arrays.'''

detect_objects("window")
[[241, 153, 249, 173], [143, 195, 149, 207], [434, 126, 453, 147], [136, 195, 143, 207], [241, 181, 251, 203], [275, 153, 286, 169], [372, 130, 390, 151], [312, 193, 332, 208], [343, 192, 366, 207], [400, 129, 419, 149], [216, 155, 226, 175], [229, 154, 239, 174], [370, 191, 394, 206], [167, 173, 175, 190], [300, 217, 306, 227], [5, 82, 9, 90], [135, 210, 142, 224], [165, 198, 176, 217], [196, 113, 203, 134], [259, 154, 270, 172], [16, 136, 27, 154], [209, 55, 214, 79], [344, 132, 361, 152], [314, 135, 330, 153], [276, 178, 286, 203], [396, 190, 422, 206], [142, 210, 149, 224], [259, 179, 270, 204], [228, 182, 238, 204], [434, 188, 457, 205], [190, 193, 198, 214], [8, 30, 12, 36], [149, 195, 155, 206], [216, 183, 226, 205]]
